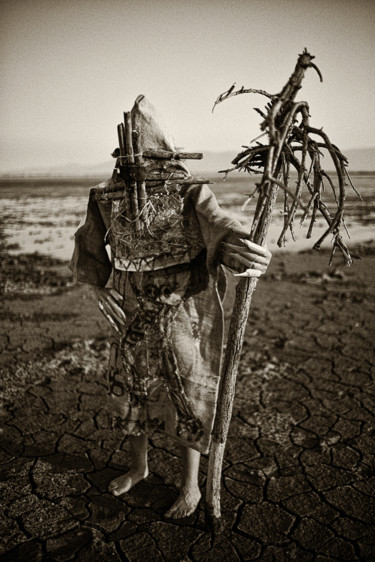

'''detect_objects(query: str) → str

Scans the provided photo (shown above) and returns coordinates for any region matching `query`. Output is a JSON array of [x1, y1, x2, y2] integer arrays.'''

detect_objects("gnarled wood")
[[206, 49, 355, 532]]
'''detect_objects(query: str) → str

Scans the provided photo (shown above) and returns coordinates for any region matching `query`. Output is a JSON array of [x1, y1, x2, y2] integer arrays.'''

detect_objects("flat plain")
[[0, 174, 374, 560]]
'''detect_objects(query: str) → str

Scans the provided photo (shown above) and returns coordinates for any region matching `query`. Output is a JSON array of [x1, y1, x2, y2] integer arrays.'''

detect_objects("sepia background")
[[1, 1, 374, 560]]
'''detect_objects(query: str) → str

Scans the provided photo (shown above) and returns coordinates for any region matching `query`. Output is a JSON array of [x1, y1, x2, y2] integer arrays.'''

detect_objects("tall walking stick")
[[206, 49, 357, 531]]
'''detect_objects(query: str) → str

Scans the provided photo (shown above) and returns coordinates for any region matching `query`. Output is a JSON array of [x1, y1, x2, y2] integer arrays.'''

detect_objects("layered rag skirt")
[[107, 255, 224, 454]]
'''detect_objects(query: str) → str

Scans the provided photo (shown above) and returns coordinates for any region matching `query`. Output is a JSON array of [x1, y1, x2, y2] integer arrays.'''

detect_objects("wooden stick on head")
[[124, 112, 141, 232], [132, 129, 148, 225], [117, 123, 132, 218]]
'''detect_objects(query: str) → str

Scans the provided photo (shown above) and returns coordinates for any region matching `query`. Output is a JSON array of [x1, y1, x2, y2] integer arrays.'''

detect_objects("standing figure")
[[70, 95, 271, 518]]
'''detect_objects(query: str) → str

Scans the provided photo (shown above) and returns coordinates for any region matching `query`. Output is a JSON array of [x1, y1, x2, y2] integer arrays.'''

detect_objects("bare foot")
[[108, 467, 149, 496], [164, 485, 201, 518]]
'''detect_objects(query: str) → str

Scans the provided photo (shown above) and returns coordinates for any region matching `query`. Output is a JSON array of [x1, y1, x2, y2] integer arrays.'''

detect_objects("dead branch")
[[214, 56, 357, 265], [212, 85, 275, 112], [206, 48, 359, 533]]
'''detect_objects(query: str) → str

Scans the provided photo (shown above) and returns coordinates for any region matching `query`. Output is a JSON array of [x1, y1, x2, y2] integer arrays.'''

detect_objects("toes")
[[164, 507, 175, 518], [171, 506, 192, 519], [164, 501, 180, 519], [108, 469, 148, 497], [164, 488, 201, 519], [108, 479, 120, 492], [165, 502, 193, 519], [165, 507, 181, 519], [108, 476, 131, 496], [109, 484, 122, 496]]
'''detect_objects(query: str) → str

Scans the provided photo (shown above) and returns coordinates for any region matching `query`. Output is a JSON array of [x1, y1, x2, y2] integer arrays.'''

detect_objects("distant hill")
[[2, 147, 374, 177]]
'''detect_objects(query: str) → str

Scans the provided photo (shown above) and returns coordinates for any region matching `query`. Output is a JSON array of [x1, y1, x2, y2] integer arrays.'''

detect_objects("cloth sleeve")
[[69, 189, 112, 287], [184, 183, 248, 276]]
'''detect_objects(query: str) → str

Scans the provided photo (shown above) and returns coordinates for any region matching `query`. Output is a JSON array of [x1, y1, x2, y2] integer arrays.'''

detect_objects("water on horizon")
[[0, 174, 373, 262]]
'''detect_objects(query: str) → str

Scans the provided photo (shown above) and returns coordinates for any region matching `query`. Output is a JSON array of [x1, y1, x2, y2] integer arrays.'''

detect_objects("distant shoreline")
[[1, 170, 375, 182], [1, 146, 375, 178]]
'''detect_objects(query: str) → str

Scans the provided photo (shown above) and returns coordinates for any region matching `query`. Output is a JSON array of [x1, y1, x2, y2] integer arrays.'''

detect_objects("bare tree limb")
[[206, 48, 359, 534]]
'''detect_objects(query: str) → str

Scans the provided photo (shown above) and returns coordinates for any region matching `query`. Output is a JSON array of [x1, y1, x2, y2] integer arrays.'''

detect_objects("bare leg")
[[108, 433, 149, 496], [164, 446, 201, 518]]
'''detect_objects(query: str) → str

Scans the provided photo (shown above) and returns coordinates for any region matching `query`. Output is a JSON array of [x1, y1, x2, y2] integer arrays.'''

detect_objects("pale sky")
[[1, 0, 374, 172]]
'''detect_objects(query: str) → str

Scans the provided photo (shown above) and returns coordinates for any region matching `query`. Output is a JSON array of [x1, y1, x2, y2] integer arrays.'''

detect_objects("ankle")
[[180, 479, 199, 490], [181, 481, 200, 493], [132, 464, 149, 476]]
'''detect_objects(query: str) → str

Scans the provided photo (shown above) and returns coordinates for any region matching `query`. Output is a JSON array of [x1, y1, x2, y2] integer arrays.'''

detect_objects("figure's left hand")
[[90, 286, 127, 334], [221, 232, 272, 278]]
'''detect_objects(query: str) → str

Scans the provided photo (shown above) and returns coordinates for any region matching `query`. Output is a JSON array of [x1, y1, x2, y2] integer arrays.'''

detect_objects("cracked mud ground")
[[0, 244, 374, 561]]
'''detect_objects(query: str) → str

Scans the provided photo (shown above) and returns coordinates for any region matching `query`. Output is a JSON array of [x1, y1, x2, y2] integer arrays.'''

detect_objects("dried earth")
[[0, 242, 374, 561]]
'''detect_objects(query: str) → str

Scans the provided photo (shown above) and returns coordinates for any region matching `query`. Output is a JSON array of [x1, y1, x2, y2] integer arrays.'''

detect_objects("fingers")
[[225, 251, 268, 273], [221, 262, 263, 278], [97, 289, 127, 332], [98, 300, 122, 334], [239, 238, 271, 258], [109, 288, 124, 303], [223, 244, 270, 269], [223, 242, 271, 264], [221, 235, 272, 278], [102, 298, 127, 327], [108, 298, 127, 324], [233, 269, 263, 278], [222, 244, 269, 271]]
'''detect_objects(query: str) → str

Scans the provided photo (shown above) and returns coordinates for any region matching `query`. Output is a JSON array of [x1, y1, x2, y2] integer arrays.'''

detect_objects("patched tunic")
[[70, 182, 242, 454]]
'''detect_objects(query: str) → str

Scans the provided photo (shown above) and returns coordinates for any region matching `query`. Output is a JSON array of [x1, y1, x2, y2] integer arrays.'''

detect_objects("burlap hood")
[[130, 95, 190, 177]]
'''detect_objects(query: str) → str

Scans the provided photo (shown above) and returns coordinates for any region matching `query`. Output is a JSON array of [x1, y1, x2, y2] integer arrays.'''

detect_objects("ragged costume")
[[70, 95, 244, 454]]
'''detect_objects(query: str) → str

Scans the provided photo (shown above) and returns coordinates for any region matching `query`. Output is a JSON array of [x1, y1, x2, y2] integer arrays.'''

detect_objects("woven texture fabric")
[[70, 96, 244, 453], [71, 183, 243, 453]]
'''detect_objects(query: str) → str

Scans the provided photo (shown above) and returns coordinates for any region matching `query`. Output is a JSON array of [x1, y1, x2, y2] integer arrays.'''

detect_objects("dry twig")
[[212, 52, 356, 265]]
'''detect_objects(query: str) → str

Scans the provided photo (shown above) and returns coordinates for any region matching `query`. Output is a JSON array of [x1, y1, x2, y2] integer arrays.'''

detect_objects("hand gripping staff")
[[206, 49, 357, 533]]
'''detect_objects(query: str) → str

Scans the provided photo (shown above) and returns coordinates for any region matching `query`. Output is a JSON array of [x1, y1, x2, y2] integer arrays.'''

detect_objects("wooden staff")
[[124, 111, 141, 232], [206, 50, 323, 532]]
